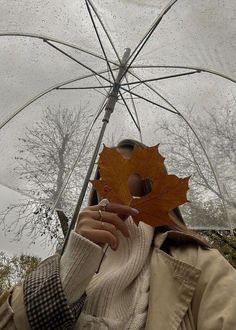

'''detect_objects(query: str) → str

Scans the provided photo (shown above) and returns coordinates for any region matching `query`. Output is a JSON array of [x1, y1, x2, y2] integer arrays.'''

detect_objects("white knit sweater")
[[60, 216, 154, 329]]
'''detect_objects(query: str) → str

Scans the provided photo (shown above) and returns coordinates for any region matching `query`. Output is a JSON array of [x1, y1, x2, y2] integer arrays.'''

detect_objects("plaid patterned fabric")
[[23, 254, 86, 330], [70, 292, 87, 320]]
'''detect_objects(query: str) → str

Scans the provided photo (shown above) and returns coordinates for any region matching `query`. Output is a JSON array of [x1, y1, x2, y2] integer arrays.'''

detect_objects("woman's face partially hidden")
[[117, 147, 144, 198], [97, 146, 183, 226], [96, 147, 144, 203]]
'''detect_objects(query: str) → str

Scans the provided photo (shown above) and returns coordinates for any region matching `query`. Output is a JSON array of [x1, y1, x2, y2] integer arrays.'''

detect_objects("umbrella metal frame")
[[0, 0, 235, 251]]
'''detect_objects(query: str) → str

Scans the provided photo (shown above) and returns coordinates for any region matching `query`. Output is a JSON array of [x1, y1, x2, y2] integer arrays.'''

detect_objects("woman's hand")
[[75, 203, 139, 250]]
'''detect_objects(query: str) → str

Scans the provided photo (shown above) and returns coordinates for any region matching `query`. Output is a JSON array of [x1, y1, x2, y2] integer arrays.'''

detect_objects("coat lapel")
[[145, 232, 201, 330]]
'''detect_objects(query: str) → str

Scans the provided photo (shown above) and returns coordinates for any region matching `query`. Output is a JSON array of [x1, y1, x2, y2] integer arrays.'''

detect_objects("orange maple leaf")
[[91, 145, 190, 229]]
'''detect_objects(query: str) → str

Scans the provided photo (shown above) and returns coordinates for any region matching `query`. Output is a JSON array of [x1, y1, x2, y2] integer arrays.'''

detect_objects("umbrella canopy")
[[0, 0, 236, 241]]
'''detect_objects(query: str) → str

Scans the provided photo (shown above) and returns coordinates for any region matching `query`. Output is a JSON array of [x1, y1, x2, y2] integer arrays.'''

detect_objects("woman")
[[1, 139, 236, 330]]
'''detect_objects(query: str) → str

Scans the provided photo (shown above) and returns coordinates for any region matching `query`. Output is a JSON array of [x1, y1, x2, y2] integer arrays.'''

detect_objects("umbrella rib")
[[44, 40, 113, 85], [59, 84, 110, 97], [123, 74, 143, 141], [0, 32, 118, 66], [124, 0, 178, 75], [85, 0, 115, 81], [118, 96, 140, 100], [58, 85, 112, 90], [86, 0, 121, 64], [0, 182, 38, 201], [94, 88, 109, 98], [107, 62, 113, 84], [94, 75, 111, 96], [119, 86, 178, 115], [119, 93, 141, 133], [130, 64, 236, 85], [0, 68, 116, 130], [120, 70, 200, 87], [120, 82, 143, 98]]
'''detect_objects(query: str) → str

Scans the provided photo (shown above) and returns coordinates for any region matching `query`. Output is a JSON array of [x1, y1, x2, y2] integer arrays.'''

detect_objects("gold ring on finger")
[[98, 209, 103, 221], [98, 198, 109, 212]]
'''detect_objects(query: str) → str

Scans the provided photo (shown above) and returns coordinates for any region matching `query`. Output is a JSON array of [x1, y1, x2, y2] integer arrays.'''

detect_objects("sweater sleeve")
[[0, 231, 104, 330], [60, 230, 104, 304], [22, 231, 104, 330]]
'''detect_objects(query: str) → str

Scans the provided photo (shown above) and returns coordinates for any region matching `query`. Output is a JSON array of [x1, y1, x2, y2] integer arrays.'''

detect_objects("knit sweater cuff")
[[60, 230, 103, 304]]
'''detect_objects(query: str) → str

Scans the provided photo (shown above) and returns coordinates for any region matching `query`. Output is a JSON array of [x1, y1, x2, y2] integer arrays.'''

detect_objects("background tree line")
[[0, 252, 41, 295]]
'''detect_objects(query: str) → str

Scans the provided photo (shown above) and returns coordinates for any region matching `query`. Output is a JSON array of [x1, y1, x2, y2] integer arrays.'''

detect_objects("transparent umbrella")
[[0, 0, 236, 249]]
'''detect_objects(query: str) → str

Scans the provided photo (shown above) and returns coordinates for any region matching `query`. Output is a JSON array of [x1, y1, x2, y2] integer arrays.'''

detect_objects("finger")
[[79, 210, 129, 238], [97, 211, 129, 237], [77, 217, 121, 246], [79, 227, 119, 250], [88, 202, 139, 217]]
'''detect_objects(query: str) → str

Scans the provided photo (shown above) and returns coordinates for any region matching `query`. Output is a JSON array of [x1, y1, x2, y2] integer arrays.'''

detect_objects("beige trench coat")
[[1, 230, 236, 330]]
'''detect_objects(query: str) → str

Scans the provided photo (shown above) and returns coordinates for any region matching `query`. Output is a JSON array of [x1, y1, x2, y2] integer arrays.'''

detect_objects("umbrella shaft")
[[61, 48, 131, 255], [103, 48, 131, 121]]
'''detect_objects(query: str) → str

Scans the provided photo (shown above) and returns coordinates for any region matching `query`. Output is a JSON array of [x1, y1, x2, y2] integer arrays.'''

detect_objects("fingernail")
[[131, 208, 139, 214]]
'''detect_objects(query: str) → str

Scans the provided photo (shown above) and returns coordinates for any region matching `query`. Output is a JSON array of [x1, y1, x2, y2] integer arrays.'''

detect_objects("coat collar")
[[145, 231, 203, 330], [154, 229, 211, 249]]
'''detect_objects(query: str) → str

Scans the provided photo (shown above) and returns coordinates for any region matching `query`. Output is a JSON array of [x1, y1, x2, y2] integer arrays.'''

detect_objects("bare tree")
[[0, 105, 95, 243], [154, 103, 236, 229], [153, 103, 236, 258]]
